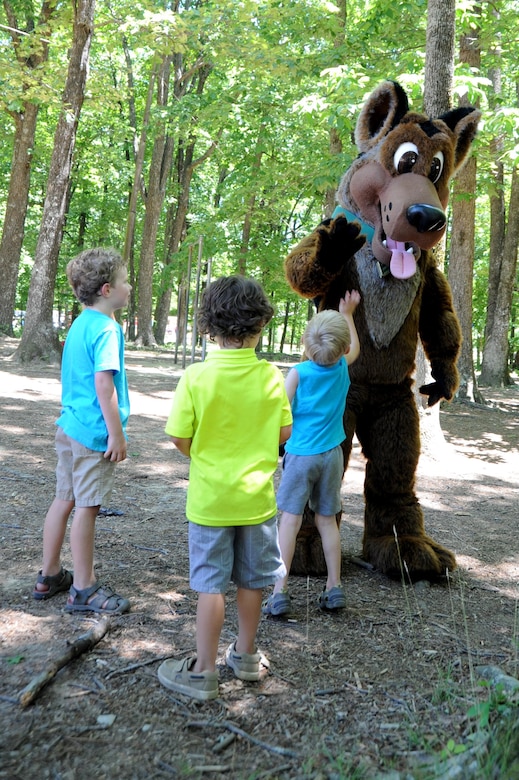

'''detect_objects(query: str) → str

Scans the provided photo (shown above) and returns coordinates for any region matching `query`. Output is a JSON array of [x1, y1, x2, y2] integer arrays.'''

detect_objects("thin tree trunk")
[[154, 142, 195, 344], [238, 125, 266, 276], [136, 56, 174, 347], [325, 0, 345, 217], [16, 0, 96, 364], [0, 0, 56, 334], [479, 68, 519, 387], [419, 0, 456, 452], [154, 59, 214, 344], [479, 165, 519, 386], [0, 104, 39, 334], [122, 56, 157, 340], [448, 26, 483, 403]]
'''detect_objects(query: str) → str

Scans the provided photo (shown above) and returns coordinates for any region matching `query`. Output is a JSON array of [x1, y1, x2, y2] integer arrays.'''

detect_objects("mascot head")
[[336, 81, 481, 279]]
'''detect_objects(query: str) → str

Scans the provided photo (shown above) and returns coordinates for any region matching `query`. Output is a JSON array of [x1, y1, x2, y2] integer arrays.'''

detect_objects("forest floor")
[[0, 335, 518, 780]]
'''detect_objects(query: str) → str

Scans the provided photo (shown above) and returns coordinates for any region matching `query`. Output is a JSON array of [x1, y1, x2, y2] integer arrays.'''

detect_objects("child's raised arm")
[[339, 290, 361, 365]]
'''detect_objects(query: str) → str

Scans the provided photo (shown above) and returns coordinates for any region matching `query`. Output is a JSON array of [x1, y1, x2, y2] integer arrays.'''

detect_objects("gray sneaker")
[[262, 591, 291, 616], [225, 642, 269, 681], [158, 656, 219, 700], [318, 585, 346, 611]]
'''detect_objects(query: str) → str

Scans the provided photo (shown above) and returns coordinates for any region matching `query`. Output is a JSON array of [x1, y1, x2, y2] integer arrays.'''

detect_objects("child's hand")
[[104, 432, 127, 462], [339, 289, 361, 316]]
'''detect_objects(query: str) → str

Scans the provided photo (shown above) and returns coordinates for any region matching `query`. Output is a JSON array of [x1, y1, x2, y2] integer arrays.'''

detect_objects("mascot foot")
[[363, 533, 456, 581]]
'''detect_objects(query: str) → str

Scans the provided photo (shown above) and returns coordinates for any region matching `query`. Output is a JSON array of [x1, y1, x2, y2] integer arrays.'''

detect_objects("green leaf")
[[7, 655, 24, 665]]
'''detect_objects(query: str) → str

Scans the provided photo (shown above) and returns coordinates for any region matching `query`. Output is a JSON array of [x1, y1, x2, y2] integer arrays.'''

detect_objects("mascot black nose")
[[407, 204, 446, 233]]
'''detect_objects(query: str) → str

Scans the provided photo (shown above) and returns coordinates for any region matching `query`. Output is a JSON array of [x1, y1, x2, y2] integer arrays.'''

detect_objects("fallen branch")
[[187, 719, 298, 759], [17, 616, 112, 708]]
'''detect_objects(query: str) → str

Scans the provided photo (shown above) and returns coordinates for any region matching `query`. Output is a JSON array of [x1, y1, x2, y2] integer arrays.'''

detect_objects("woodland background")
[[0, 0, 517, 399], [1, 4, 519, 777]]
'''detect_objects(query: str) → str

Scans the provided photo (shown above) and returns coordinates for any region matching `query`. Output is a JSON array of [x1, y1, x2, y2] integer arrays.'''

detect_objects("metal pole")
[[182, 245, 193, 370], [191, 236, 203, 364], [201, 254, 212, 362]]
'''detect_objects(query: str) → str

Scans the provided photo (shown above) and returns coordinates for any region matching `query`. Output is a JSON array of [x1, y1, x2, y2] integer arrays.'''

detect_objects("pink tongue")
[[387, 238, 417, 279]]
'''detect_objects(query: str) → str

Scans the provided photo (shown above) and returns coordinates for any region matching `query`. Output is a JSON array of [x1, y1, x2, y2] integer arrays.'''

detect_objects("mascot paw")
[[364, 533, 457, 581], [419, 382, 445, 406], [420, 367, 457, 406], [317, 215, 366, 271], [419, 381, 448, 407]]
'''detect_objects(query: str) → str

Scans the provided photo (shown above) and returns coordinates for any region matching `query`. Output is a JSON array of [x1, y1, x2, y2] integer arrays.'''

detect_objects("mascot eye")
[[429, 151, 444, 183], [394, 142, 419, 174]]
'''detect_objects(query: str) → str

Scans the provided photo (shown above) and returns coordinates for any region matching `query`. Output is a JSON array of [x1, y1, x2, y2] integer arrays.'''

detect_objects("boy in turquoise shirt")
[[33, 247, 131, 614], [159, 275, 292, 700]]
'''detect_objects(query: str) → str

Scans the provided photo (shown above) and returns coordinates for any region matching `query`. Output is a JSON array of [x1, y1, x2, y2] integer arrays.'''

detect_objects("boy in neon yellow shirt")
[[158, 275, 292, 700]]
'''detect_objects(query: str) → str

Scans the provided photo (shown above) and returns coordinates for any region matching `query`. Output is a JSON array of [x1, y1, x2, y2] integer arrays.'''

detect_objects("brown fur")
[[285, 81, 481, 580]]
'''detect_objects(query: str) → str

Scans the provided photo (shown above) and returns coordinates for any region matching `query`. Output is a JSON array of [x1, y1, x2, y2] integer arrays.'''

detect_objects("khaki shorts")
[[54, 427, 116, 508]]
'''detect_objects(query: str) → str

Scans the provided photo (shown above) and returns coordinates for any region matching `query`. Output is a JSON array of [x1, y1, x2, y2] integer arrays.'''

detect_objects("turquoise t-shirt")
[[57, 308, 130, 451], [165, 349, 292, 526], [285, 357, 350, 456]]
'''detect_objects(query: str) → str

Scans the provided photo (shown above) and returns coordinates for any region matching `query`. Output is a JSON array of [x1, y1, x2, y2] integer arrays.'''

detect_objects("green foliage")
[[467, 682, 512, 730], [0, 0, 518, 354], [440, 737, 468, 759], [6, 654, 24, 664]]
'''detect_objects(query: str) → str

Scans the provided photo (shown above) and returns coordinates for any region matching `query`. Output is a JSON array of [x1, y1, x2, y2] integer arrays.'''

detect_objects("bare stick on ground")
[[17, 616, 112, 708]]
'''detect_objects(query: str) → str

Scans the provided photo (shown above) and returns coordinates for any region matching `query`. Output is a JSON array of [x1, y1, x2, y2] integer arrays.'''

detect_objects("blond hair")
[[303, 310, 351, 366]]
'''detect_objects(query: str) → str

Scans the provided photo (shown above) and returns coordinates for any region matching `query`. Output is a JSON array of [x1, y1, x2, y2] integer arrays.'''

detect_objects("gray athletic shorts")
[[276, 446, 344, 516], [54, 427, 115, 508], [188, 516, 286, 593]]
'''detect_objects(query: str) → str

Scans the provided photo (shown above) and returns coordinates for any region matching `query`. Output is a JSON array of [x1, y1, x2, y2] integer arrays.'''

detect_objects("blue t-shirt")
[[285, 357, 350, 456], [57, 308, 130, 451]]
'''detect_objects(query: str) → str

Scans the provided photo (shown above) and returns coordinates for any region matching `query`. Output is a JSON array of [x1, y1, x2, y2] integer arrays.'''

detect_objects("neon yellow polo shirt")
[[165, 349, 292, 526]]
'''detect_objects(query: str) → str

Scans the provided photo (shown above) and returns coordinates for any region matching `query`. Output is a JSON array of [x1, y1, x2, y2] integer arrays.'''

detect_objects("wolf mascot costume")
[[285, 80, 480, 580]]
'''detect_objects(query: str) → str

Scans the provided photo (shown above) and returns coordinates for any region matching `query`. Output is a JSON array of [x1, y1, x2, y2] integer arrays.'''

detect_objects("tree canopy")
[[0, 0, 517, 385]]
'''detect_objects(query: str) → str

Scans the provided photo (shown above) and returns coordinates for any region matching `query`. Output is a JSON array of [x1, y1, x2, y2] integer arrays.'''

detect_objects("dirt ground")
[[1, 335, 518, 780]]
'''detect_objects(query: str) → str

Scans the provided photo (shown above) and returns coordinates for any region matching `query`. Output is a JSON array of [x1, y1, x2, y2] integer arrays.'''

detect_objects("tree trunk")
[[325, 0, 345, 218], [479, 165, 519, 386], [423, 0, 455, 114], [0, 0, 56, 334], [238, 125, 266, 276], [479, 68, 519, 387], [416, 0, 456, 454], [0, 104, 39, 335], [120, 37, 155, 340], [154, 58, 214, 345], [135, 56, 174, 347], [448, 26, 483, 403], [16, 0, 96, 364]]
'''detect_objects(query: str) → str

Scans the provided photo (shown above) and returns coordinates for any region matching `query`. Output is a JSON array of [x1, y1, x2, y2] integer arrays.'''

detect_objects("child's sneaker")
[[157, 656, 219, 700], [261, 591, 291, 616], [225, 642, 269, 681], [318, 585, 346, 611]]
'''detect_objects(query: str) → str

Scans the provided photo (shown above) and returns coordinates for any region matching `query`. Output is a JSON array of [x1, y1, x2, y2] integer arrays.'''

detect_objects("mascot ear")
[[355, 80, 409, 154], [438, 106, 482, 172]]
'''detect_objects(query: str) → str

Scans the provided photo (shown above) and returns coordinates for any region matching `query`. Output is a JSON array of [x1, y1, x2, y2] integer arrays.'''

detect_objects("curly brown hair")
[[66, 248, 126, 305], [197, 275, 274, 344]]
